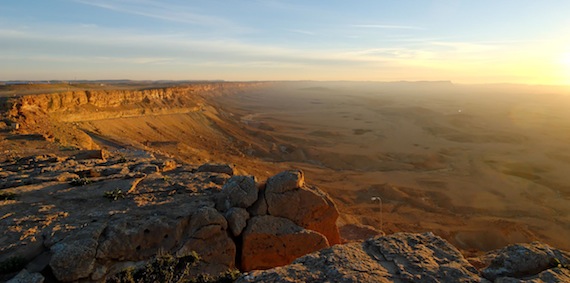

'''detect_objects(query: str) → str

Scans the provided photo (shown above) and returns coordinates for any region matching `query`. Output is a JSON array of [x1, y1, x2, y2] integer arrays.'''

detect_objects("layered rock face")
[[2, 82, 263, 149], [238, 233, 570, 283], [0, 151, 340, 282]]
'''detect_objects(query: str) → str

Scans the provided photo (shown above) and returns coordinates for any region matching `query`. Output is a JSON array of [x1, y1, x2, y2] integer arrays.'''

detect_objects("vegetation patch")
[[104, 189, 126, 201], [69, 177, 92, 186], [0, 191, 18, 201], [107, 252, 241, 283]]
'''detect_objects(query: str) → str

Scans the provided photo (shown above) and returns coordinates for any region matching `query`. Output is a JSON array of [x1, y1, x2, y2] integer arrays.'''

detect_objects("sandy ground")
[[71, 82, 570, 255]]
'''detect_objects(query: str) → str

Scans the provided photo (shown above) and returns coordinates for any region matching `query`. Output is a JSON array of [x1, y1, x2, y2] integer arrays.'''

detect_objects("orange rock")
[[241, 216, 329, 271], [265, 170, 341, 245]]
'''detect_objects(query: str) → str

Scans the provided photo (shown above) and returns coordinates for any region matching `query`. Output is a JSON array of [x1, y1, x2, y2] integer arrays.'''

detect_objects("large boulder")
[[241, 215, 329, 271], [238, 232, 483, 283], [176, 207, 236, 274], [265, 170, 341, 245], [218, 175, 258, 210], [481, 242, 570, 282], [49, 223, 107, 282]]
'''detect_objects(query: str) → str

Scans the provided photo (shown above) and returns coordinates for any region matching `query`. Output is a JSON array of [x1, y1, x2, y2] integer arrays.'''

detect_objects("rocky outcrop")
[[241, 216, 329, 271], [481, 242, 570, 282], [1, 151, 340, 282], [238, 232, 481, 282], [265, 170, 341, 245], [238, 233, 570, 283]]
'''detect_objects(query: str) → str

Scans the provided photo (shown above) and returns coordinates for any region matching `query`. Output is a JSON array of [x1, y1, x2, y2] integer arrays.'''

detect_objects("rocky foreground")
[[1, 150, 569, 283], [1, 149, 340, 282]]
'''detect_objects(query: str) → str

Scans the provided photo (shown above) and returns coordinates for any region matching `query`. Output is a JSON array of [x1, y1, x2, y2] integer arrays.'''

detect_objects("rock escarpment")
[[238, 233, 570, 283], [2, 82, 264, 149], [0, 150, 340, 282]]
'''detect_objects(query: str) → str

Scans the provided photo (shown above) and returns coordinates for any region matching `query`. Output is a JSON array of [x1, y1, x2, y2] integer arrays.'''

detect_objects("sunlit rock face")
[[0, 148, 341, 282]]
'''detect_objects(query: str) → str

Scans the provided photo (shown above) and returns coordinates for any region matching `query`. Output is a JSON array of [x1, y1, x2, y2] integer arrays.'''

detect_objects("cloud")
[[351, 24, 424, 30], [285, 29, 315, 35], [72, 0, 251, 32]]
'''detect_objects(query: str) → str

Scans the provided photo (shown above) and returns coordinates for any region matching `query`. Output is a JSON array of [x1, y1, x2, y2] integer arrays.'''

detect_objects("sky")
[[1, 0, 570, 84]]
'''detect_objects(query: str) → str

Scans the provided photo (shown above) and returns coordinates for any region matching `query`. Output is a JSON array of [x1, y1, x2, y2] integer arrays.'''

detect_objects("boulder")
[[238, 232, 483, 283], [482, 242, 570, 281], [265, 170, 304, 194], [218, 175, 258, 210], [50, 238, 98, 282], [197, 163, 234, 176], [48, 222, 108, 281], [241, 215, 329, 271], [265, 170, 341, 245], [225, 207, 250, 237], [177, 207, 236, 274]]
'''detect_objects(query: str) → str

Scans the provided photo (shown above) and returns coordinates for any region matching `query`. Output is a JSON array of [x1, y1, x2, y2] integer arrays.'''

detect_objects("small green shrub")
[[106, 251, 242, 283], [104, 189, 126, 201], [108, 252, 201, 283], [69, 177, 92, 186], [0, 191, 18, 201], [0, 256, 27, 274]]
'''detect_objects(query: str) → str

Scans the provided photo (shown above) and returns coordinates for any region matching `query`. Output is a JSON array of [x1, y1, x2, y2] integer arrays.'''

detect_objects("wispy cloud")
[[352, 24, 424, 30], [285, 29, 315, 35], [72, 0, 251, 32]]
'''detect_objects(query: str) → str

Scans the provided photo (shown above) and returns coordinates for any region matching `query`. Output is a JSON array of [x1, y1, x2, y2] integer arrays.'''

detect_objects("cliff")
[[2, 82, 264, 149]]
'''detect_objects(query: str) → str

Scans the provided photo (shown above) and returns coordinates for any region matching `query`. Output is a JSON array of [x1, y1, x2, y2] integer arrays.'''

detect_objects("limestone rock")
[[265, 170, 304, 194], [238, 232, 483, 283], [49, 238, 98, 282], [265, 170, 341, 245], [97, 216, 184, 261], [177, 207, 236, 274], [241, 215, 329, 271], [225, 207, 250, 237], [47, 222, 107, 281], [482, 242, 570, 281], [219, 175, 258, 210], [197, 163, 234, 176], [248, 185, 268, 216]]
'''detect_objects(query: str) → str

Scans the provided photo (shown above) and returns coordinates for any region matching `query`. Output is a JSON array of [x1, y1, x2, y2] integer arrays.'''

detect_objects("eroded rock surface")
[[1, 152, 341, 282], [481, 242, 570, 282], [265, 170, 341, 245], [241, 215, 329, 271], [239, 232, 483, 283], [239, 232, 570, 283]]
